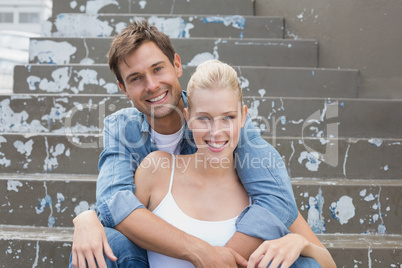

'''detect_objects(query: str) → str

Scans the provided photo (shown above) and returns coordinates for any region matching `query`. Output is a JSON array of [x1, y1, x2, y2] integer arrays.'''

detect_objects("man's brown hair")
[[108, 20, 176, 86]]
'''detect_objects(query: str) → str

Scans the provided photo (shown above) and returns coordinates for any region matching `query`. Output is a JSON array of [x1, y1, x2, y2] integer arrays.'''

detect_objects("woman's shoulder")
[[135, 151, 174, 183]]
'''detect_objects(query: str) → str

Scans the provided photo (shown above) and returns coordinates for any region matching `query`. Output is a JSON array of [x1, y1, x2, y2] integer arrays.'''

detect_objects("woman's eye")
[[223, 116, 235, 120], [198, 116, 209, 121]]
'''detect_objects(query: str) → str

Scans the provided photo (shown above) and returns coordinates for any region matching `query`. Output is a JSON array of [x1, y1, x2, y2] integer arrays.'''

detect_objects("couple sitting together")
[[70, 21, 336, 268]]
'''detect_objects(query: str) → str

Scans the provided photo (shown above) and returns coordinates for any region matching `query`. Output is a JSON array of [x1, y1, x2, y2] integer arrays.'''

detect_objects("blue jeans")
[[69, 227, 148, 268], [68, 228, 321, 268]]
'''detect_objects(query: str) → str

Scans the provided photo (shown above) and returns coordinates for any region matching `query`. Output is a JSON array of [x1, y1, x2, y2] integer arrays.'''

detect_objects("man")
[[70, 20, 314, 268]]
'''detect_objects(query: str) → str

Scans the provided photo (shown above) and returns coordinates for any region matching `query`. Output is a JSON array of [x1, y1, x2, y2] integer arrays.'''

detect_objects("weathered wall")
[[256, 0, 402, 99]]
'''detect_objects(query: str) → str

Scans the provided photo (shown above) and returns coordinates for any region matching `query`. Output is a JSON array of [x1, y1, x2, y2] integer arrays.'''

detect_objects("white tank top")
[[147, 155, 239, 268]]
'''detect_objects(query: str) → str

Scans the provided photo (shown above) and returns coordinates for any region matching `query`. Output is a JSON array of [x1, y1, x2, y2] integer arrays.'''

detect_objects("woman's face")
[[185, 87, 247, 163]]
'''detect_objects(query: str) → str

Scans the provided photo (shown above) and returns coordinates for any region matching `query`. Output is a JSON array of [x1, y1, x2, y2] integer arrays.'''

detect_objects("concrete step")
[[29, 37, 318, 67], [1, 95, 400, 138], [0, 132, 400, 179], [267, 136, 402, 180], [0, 173, 96, 228], [0, 225, 73, 267], [0, 134, 101, 174], [44, 14, 284, 39], [14, 64, 359, 98], [52, 0, 254, 16], [1, 173, 401, 235], [244, 97, 402, 139], [0, 228, 401, 267]]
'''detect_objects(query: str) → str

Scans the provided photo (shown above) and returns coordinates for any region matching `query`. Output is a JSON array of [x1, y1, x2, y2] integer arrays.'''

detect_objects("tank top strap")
[[168, 153, 175, 193]]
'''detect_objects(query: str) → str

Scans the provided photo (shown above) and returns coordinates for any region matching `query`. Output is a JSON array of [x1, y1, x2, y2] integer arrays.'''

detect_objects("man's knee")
[[290, 256, 321, 268]]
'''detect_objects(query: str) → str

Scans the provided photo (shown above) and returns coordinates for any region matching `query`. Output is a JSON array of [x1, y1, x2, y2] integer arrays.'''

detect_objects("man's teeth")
[[207, 141, 227, 148], [149, 92, 167, 102]]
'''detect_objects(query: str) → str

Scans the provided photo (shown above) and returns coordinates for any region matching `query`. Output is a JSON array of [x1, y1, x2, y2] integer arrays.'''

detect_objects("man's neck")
[[146, 98, 185, 135]]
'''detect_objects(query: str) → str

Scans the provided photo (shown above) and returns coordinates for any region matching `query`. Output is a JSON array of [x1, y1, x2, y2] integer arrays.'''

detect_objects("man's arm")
[[229, 115, 298, 244], [116, 208, 247, 267]]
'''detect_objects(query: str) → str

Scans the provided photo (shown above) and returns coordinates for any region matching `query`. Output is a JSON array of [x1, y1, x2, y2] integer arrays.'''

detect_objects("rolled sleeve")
[[96, 109, 150, 227], [234, 115, 298, 238]]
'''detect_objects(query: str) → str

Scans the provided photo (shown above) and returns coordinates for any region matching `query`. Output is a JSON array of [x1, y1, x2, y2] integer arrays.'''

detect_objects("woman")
[[134, 60, 336, 268]]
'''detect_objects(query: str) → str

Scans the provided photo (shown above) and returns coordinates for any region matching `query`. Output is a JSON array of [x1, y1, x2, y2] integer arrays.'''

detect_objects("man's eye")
[[155, 67, 162, 72], [131, 76, 140, 82]]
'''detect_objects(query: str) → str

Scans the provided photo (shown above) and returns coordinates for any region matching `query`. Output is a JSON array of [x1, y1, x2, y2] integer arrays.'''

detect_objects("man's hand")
[[71, 210, 117, 268], [192, 246, 248, 268]]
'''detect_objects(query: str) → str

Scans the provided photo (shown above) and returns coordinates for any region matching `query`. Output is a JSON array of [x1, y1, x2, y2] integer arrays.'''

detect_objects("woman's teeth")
[[206, 141, 227, 148]]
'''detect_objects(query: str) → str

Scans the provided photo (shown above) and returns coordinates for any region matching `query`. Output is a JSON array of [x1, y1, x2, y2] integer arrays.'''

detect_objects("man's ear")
[[174, 53, 183, 78], [241, 105, 248, 128], [118, 81, 129, 99]]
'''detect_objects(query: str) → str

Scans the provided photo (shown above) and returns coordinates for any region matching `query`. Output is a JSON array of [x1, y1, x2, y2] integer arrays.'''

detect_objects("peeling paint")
[[330, 195, 355, 225], [54, 14, 113, 37], [203, 15, 245, 38], [30, 40, 77, 64], [0, 99, 47, 133], [298, 151, 321, 171], [74, 201, 96, 216], [43, 138, 66, 172], [146, 16, 194, 38], [7, 180, 23, 192], [85, 0, 119, 15], [307, 187, 326, 233], [368, 138, 383, 147]]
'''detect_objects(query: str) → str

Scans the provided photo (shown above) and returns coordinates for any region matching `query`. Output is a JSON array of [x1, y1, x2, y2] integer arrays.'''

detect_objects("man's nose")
[[145, 74, 160, 92]]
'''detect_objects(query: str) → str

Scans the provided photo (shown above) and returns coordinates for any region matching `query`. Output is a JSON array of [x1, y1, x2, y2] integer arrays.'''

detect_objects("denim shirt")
[[96, 92, 297, 241]]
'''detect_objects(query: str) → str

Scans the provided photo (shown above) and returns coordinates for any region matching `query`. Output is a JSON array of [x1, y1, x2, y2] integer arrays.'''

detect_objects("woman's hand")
[[247, 233, 308, 268], [71, 210, 117, 268]]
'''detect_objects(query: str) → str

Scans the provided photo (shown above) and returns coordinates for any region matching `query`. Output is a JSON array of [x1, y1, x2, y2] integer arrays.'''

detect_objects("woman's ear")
[[241, 105, 248, 128]]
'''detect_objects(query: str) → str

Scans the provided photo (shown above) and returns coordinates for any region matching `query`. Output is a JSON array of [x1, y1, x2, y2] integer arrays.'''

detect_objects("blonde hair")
[[186, 60, 243, 111]]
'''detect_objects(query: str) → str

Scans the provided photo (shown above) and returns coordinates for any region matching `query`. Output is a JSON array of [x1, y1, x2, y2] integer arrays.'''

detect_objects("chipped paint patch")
[[0, 99, 47, 133], [330, 195, 355, 225], [307, 188, 326, 233], [7, 180, 23, 192], [74, 200, 96, 216], [54, 14, 113, 37], [86, 0, 119, 15], [43, 138, 66, 172], [368, 138, 383, 147], [203, 16, 246, 38], [146, 16, 194, 38], [30, 40, 77, 64], [298, 151, 321, 171]]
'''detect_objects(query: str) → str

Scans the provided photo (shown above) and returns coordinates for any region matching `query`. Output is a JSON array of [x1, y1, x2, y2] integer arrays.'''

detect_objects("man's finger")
[[232, 249, 248, 267]]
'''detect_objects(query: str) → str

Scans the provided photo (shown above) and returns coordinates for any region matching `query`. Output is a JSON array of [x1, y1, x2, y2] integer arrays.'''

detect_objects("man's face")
[[118, 41, 183, 120]]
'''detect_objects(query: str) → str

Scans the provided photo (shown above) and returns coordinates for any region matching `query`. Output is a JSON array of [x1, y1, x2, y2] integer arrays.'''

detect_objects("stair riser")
[[270, 137, 402, 180], [0, 237, 400, 268], [52, 0, 254, 16], [14, 65, 359, 98], [1, 95, 400, 138], [1, 177, 400, 234], [29, 38, 318, 67], [0, 134, 101, 174], [329, 248, 401, 268], [46, 14, 283, 39], [1, 240, 71, 267]]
